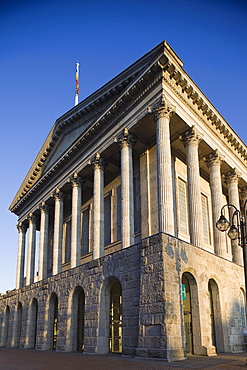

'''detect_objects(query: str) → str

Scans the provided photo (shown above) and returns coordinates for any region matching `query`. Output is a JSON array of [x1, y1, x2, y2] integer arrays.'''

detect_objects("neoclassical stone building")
[[0, 41, 247, 361]]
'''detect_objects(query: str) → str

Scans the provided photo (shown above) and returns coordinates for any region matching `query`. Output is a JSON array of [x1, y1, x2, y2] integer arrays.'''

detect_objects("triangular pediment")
[[10, 41, 175, 212]]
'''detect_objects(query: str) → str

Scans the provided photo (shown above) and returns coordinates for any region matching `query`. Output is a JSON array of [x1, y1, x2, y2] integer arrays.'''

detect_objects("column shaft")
[[16, 223, 27, 289], [205, 151, 227, 257], [225, 169, 243, 265], [118, 129, 135, 248], [39, 203, 49, 280], [26, 214, 36, 286], [92, 154, 105, 259], [70, 173, 82, 268], [53, 189, 64, 274], [181, 126, 204, 247], [152, 98, 175, 235]]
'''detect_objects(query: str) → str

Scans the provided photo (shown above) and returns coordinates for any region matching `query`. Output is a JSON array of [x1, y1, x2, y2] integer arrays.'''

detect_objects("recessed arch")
[[26, 298, 38, 348], [239, 288, 246, 330], [182, 272, 201, 354], [1, 305, 10, 346], [12, 302, 22, 347], [98, 277, 122, 354], [47, 292, 58, 350], [66, 286, 85, 352], [208, 279, 224, 352]]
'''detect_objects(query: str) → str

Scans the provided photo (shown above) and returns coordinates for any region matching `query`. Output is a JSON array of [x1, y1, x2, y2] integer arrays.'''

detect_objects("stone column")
[[240, 186, 247, 210], [16, 222, 27, 289], [26, 213, 36, 286], [53, 189, 64, 275], [180, 126, 204, 247], [70, 173, 82, 268], [118, 128, 135, 248], [225, 169, 243, 265], [150, 97, 175, 235], [91, 153, 105, 259], [204, 150, 227, 257], [38, 202, 49, 281]]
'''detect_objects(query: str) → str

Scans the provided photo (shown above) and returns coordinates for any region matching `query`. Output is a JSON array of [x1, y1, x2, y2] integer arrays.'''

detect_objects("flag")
[[75, 62, 80, 95]]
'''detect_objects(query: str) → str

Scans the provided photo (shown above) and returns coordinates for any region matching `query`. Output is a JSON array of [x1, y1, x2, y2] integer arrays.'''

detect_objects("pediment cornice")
[[160, 60, 247, 161]]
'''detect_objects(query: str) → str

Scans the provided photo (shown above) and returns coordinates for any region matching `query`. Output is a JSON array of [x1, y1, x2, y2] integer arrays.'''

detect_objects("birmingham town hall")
[[1, 41, 247, 361]]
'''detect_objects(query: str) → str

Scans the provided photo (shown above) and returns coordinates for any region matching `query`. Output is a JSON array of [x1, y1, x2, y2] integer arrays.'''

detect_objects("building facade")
[[0, 41, 247, 361]]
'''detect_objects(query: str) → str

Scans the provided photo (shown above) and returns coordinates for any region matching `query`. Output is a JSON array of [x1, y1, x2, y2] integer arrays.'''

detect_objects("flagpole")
[[75, 62, 79, 106]]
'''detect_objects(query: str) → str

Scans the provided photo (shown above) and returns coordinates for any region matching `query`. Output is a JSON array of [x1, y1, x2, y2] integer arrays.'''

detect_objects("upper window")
[[177, 178, 189, 235], [104, 194, 111, 246], [81, 207, 90, 255], [201, 193, 211, 245]]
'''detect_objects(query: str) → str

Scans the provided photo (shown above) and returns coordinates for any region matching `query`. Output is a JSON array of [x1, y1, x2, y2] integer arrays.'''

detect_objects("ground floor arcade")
[[0, 233, 246, 361]]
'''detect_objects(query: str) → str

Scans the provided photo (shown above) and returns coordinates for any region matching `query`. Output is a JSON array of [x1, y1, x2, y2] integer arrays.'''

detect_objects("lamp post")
[[216, 202, 247, 299]]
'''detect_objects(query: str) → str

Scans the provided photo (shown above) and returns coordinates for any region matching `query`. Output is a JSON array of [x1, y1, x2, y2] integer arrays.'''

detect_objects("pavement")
[[0, 348, 247, 370]]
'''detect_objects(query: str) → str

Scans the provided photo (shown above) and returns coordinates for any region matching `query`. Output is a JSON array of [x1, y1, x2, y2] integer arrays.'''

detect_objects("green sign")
[[182, 284, 186, 300]]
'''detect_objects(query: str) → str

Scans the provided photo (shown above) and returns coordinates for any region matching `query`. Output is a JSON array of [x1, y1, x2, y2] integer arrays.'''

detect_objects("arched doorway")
[[208, 279, 224, 352], [48, 293, 58, 350], [53, 296, 58, 350], [109, 280, 122, 353], [17, 302, 22, 347], [1, 305, 10, 346], [65, 286, 85, 352], [29, 298, 38, 348], [182, 272, 201, 354], [77, 289, 85, 351], [182, 274, 193, 353], [98, 278, 122, 354]]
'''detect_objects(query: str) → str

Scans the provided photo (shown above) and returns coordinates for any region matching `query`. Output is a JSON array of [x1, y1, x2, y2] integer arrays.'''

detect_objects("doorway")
[[182, 275, 193, 353], [77, 289, 85, 351], [52, 295, 58, 350], [109, 280, 122, 353]]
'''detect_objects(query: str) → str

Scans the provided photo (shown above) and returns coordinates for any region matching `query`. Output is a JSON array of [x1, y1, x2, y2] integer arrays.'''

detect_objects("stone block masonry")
[[0, 232, 245, 361]]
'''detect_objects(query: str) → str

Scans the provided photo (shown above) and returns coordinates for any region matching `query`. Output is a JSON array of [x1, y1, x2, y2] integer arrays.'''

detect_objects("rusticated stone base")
[[0, 233, 246, 361]]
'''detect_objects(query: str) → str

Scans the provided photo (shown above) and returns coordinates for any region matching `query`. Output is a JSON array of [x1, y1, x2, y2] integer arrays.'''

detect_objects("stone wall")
[[0, 232, 245, 360]]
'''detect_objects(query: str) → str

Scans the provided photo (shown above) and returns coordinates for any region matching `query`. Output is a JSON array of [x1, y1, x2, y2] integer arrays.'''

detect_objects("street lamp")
[[216, 202, 247, 300]]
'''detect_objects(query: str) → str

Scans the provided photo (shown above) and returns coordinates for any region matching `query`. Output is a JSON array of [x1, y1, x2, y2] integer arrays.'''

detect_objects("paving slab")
[[0, 348, 247, 370]]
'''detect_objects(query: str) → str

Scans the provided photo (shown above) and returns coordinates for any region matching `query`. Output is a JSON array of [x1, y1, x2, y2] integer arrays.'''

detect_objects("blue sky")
[[0, 0, 246, 293]]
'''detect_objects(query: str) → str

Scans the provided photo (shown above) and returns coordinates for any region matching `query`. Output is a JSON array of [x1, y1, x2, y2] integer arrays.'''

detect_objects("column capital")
[[179, 125, 202, 147], [28, 213, 36, 224], [223, 168, 241, 185], [52, 188, 64, 201], [117, 128, 136, 149], [69, 172, 83, 188], [90, 153, 107, 170], [39, 201, 50, 214], [148, 94, 175, 120], [16, 222, 27, 234], [204, 149, 224, 168]]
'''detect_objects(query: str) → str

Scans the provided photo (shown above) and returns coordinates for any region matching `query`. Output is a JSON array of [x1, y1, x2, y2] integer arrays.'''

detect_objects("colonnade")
[[15, 128, 136, 289], [16, 98, 245, 289]]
